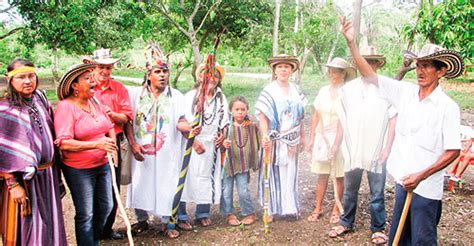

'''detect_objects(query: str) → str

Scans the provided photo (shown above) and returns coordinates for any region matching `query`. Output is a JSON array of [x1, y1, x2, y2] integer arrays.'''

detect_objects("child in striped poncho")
[[221, 96, 260, 226]]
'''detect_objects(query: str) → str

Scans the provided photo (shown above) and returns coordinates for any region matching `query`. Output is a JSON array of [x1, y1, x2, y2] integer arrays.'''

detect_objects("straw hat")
[[403, 43, 464, 79], [195, 63, 225, 80], [82, 48, 121, 65], [267, 54, 300, 72], [57, 64, 96, 100], [324, 57, 357, 81]]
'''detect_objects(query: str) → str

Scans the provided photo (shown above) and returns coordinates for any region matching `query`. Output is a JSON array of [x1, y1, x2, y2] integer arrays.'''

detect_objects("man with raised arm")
[[338, 17, 463, 245]]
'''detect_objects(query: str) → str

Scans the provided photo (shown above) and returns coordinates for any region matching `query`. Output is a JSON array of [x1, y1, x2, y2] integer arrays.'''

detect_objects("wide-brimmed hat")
[[403, 43, 464, 79], [57, 64, 96, 100], [195, 63, 225, 80], [324, 57, 357, 81], [267, 54, 300, 72], [82, 48, 121, 65]]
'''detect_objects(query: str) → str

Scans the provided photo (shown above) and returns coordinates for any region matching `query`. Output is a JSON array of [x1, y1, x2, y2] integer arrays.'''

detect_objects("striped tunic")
[[0, 92, 67, 246], [224, 121, 260, 177]]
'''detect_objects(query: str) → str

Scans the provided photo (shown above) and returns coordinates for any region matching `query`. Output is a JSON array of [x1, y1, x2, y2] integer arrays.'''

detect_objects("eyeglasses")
[[13, 73, 37, 82]]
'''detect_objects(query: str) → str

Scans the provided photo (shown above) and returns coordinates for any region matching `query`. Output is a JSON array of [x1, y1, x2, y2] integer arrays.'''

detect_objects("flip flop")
[[226, 214, 241, 226], [165, 228, 180, 239], [197, 217, 212, 227], [241, 214, 256, 225], [371, 231, 388, 245], [328, 225, 351, 238], [177, 221, 193, 231]]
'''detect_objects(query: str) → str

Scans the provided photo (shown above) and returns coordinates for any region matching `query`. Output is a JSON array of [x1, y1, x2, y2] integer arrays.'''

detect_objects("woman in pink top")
[[54, 64, 117, 246]]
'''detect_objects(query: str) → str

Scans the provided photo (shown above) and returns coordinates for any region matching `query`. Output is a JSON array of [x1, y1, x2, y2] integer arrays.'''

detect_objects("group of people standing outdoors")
[[0, 17, 466, 245]]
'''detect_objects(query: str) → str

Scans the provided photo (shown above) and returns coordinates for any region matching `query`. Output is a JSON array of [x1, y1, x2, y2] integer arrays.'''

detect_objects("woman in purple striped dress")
[[0, 58, 67, 245]]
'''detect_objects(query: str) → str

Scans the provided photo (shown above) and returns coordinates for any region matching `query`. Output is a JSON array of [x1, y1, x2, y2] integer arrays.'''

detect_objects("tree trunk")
[[272, 0, 281, 56], [190, 34, 202, 71], [51, 48, 59, 86], [352, 0, 363, 41]]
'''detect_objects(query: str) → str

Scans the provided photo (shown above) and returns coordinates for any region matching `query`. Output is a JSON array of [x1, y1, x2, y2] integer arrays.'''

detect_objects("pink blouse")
[[54, 99, 114, 169]]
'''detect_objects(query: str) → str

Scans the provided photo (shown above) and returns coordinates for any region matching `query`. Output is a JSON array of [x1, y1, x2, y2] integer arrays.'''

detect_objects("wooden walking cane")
[[107, 153, 134, 246], [263, 138, 270, 233], [393, 191, 413, 246]]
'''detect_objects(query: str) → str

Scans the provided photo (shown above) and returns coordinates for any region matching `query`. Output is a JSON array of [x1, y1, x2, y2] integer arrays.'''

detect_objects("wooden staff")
[[263, 139, 270, 233], [107, 153, 134, 246], [393, 191, 413, 246]]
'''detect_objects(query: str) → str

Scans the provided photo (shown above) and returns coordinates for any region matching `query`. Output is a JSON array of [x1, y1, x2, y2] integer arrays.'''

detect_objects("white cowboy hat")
[[324, 57, 357, 82], [403, 43, 465, 79], [82, 48, 121, 65]]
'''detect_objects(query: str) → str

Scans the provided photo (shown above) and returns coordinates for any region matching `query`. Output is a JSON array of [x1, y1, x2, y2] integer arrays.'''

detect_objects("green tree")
[[402, 0, 473, 60]]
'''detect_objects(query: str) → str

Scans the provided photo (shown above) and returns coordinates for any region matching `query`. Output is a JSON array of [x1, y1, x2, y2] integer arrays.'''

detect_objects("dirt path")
[[60, 117, 474, 245]]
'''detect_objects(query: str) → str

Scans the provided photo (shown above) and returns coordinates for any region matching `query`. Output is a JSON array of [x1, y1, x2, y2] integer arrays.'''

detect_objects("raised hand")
[[340, 16, 355, 44]]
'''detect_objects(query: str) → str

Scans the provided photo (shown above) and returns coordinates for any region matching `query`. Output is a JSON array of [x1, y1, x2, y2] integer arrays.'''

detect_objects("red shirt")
[[54, 100, 114, 169], [93, 78, 133, 134]]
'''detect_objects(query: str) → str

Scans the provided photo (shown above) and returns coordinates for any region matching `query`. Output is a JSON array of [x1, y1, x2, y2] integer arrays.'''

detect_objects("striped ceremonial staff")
[[169, 31, 224, 227], [263, 139, 270, 233]]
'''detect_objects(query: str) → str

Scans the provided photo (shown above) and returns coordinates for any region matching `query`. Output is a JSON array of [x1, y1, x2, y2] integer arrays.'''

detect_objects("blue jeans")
[[389, 184, 442, 246], [340, 166, 386, 232], [220, 172, 255, 216], [179, 202, 211, 220], [62, 163, 113, 246], [135, 202, 188, 229]]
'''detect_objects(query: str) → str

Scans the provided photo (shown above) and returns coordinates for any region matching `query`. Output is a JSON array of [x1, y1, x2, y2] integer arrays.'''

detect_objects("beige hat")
[[403, 43, 464, 79], [324, 57, 357, 81], [82, 48, 121, 65], [267, 54, 300, 72]]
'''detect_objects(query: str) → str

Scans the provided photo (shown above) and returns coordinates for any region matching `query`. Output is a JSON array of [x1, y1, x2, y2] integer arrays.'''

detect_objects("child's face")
[[231, 101, 248, 123]]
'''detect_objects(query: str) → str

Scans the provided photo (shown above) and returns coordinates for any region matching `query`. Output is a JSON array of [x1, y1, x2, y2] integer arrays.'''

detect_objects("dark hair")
[[229, 96, 249, 111], [432, 60, 448, 71], [6, 58, 37, 107]]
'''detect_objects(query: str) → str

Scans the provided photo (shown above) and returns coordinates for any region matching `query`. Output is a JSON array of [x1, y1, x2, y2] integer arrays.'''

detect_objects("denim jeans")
[[389, 184, 442, 246], [220, 172, 255, 216], [179, 202, 211, 220], [135, 202, 188, 229], [62, 163, 113, 246], [340, 166, 386, 232]]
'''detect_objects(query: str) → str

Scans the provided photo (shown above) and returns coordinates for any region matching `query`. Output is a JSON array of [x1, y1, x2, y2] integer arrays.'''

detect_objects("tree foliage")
[[402, 0, 473, 60]]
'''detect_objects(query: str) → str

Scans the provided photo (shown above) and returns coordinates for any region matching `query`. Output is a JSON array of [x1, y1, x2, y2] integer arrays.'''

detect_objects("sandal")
[[241, 214, 256, 225], [329, 213, 340, 224], [371, 231, 388, 245], [165, 228, 180, 239], [197, 217, 212, 227], [131, 221, 149, 235], [177, 220, 193, 231], [307, 210, 322, 222], [227, 214, 241, 226], [328, 225, 351, 238]]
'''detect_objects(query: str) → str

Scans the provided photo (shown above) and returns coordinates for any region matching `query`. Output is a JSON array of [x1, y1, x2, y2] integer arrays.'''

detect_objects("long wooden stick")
[[263, 142, 270, 233], [107, 153, 134, 246], [393, 191, 413, 246]]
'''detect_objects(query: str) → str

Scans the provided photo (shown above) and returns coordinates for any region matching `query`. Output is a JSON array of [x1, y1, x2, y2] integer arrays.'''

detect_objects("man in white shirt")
[[340, 17, 464, 245]]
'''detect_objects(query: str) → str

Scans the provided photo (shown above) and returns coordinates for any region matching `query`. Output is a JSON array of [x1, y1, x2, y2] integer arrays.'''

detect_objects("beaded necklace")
[[26, 98, 43, 133], [232, 122, 249, 148]]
